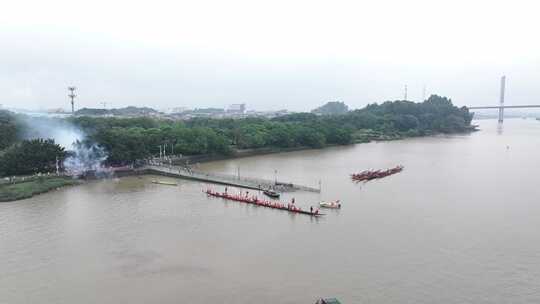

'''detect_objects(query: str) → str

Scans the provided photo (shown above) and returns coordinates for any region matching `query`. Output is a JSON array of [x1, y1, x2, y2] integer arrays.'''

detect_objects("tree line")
[[0, 95, 474, 176], [0, 138, 66, 176]]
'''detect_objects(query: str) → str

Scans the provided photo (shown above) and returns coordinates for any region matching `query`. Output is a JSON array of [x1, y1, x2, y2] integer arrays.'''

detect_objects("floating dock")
[[144, 165, 320, 193]]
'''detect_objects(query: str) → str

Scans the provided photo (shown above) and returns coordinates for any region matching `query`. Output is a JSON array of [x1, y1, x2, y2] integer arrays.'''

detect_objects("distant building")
[[166, 107, 190, 114], [227, 103, 246, 114], [46, 108, 68, 114]]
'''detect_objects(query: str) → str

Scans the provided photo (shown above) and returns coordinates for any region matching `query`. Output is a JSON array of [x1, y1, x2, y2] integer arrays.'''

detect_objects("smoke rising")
[[19, 115, 108, 175], [63, 141, 109, 176]]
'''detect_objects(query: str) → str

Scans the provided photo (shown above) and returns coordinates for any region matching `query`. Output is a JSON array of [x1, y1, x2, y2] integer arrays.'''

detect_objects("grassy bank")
[[0, 176, 81, 202]]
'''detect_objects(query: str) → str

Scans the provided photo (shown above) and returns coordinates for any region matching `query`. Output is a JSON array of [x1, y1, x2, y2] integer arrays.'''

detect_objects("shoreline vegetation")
[[67, 95, 474, 165], [0, 95, 475, 201], [174, 127, 478, 165], [0, 128, 476, 202], [0, 176, 81, 202]]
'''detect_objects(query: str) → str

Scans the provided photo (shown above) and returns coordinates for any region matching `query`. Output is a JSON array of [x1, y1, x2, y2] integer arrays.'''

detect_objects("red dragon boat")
[[351, 165, 404, 182], [204, 189, 324, 217]]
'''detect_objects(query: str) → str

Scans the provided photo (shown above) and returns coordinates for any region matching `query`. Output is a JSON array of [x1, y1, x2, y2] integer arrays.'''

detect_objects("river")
[[1, 119, 540, 304]]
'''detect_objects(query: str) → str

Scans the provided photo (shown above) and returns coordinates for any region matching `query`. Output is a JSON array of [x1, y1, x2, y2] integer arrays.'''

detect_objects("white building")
[[166, 107, 190, 114], [227, 103, 246, 113]]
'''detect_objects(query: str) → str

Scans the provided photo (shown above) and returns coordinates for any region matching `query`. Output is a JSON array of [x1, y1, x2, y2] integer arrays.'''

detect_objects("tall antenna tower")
[[404, 85, 408, 101], [498, 76, 506, 123], [68, 86, 77, 113], [101, 101, 107, 109]]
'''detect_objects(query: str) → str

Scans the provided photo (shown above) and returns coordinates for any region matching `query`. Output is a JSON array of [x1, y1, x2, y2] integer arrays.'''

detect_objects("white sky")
[[1, 0, 539, 111]]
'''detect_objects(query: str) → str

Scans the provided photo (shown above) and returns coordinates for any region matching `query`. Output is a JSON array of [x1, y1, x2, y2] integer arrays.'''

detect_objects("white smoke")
[[63, 141, 109, 176], [19, 115, 109, 176], [20, 115, 84, 148]]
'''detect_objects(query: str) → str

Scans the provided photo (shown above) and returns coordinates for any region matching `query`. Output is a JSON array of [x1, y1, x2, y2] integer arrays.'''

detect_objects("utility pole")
[[101, 101, 107, 109], [404, 85, 408, 101], [158, 145, 162, 159], [498, 76, 506, 123], [68, 86, 77, 113]]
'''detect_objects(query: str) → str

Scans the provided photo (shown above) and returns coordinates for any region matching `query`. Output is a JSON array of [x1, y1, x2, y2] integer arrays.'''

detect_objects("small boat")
[[263, 189, 280, 198], [151, 179, 178, 186], [320, 201, 341, 209], [315, 298, 342, 304]]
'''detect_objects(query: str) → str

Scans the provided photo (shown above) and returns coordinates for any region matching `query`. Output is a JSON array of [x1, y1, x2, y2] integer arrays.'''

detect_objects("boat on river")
[[320, 201, 341, 209], [151, 180, 178, 186], [263, 189, 280, 198], [351, 165, 403, 182], [205, 189, 323, 216], [315, 298, 342, 304]]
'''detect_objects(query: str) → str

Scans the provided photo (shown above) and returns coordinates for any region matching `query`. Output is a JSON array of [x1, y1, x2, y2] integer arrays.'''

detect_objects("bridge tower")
[[498, 76, 506, 123]]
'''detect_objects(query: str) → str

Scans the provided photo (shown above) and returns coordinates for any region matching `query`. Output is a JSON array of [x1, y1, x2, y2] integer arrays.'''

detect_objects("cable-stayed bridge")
[[466, 76, 540, 122]]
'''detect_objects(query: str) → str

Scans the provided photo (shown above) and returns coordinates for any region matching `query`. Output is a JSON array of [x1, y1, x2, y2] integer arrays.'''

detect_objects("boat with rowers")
[[205, 188, 324, 216], [319, 200, 341, 209], [351, 165, 403, 182]]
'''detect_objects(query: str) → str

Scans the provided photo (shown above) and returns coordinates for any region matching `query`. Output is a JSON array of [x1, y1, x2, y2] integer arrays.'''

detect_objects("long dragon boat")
[[351, 165, 404, 182], [204, 189, 324, 216]]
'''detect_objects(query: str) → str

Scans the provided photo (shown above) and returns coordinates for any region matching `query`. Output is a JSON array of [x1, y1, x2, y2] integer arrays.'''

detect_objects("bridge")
[[468, 105, 540, 110], [467, 76, 540, 122]]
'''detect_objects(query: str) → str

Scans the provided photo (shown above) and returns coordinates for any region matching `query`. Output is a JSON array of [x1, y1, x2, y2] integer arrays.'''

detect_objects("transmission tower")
[[404, 85, 408, 101], [498, 76, 506, 123], [68, 86, 77, 113]]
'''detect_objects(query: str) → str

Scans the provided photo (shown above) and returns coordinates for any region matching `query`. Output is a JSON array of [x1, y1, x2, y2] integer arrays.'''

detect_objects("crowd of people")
[[208, 187, 321, 216]]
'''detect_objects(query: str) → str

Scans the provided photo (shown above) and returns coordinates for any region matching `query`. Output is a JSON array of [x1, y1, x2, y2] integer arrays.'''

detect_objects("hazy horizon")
[[1, 0, 539, 112]]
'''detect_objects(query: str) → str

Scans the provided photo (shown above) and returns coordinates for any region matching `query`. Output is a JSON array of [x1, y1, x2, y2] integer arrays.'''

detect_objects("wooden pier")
[[143, 165, 320, 193]]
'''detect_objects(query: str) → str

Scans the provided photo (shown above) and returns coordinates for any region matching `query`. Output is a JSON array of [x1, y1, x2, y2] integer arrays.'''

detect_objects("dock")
[[143, 165, 320, 193]]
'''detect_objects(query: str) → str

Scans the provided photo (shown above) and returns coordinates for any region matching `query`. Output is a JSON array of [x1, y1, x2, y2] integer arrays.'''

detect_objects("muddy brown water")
[[2, 119, 540, 303]]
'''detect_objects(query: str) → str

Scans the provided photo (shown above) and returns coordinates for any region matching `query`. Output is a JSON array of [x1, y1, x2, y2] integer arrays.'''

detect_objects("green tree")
[[0, 110, 21, 150], [0, 139, 66, 176], [311, 101, 349, 115]]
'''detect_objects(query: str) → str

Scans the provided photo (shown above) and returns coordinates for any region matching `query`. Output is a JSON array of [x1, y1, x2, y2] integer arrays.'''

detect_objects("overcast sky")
[[1, 0, 539, 111]]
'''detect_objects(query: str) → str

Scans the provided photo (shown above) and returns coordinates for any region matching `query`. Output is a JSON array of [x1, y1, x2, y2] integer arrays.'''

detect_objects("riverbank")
[[0, 127, 477, 202], [172, 127, 478, 165], [0, 176, 82, 202]]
